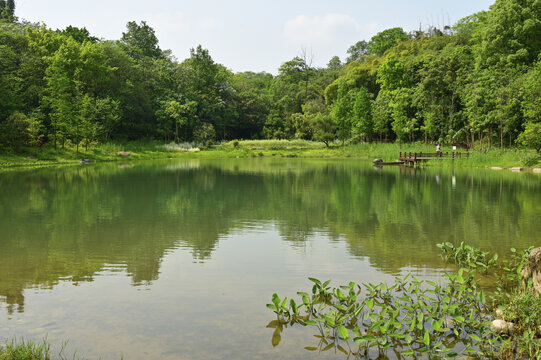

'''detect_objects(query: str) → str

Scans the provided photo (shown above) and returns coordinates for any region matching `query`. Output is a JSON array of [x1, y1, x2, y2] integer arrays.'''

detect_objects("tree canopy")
[[0, 0, 540, 152]]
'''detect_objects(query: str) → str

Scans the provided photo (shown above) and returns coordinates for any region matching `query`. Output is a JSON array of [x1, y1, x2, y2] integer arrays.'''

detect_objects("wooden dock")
[[399, 151, 469, 166]]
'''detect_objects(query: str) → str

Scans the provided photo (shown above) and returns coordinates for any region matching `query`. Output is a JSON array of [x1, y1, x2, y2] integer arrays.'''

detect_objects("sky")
[[16, 0, 495, 74]]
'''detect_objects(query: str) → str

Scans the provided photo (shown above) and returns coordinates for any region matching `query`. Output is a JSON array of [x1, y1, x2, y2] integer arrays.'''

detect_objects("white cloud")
[[283, 13, 361, 45]]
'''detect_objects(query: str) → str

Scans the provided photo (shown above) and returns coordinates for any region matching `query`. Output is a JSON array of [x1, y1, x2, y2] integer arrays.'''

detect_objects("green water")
[[0, 159, 539, 359]]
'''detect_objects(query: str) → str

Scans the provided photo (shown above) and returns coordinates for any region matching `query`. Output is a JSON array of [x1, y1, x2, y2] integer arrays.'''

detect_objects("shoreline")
[[0, 141, 540, 172]]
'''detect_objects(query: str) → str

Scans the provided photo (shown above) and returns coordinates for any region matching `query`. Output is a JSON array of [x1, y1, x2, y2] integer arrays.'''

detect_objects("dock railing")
[[399, 152, 470, 161]]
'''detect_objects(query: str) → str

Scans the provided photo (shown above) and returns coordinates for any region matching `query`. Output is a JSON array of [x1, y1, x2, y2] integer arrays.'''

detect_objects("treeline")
[[0, 0, 540, 152]]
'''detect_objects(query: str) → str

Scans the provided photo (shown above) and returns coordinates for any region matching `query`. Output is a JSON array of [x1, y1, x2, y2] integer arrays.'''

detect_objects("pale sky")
[[16, 0, 495, 74]]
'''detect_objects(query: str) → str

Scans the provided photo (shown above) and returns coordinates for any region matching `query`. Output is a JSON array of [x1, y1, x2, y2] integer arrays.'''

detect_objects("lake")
[[0, 159, 539, 359]]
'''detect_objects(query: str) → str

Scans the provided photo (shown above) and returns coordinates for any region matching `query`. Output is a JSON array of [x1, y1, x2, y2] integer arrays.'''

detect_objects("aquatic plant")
[[268, 246, 541, 359], [436, 242, 499, 272]]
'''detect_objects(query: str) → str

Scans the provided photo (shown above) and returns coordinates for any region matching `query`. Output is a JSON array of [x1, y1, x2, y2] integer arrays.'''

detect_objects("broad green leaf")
[[290, 299, 298, 314], [423, 330, 430, 346], [366, 298, 374, 310], [337, 325, 349, 340]]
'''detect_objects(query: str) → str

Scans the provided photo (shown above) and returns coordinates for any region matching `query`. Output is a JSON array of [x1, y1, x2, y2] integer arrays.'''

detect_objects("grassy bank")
[[0, 338, 82, 360], [0, 140, 540, 170]]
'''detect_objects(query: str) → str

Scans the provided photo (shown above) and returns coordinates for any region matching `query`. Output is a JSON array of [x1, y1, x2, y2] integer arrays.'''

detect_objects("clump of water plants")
[[0, 337, 83, 360], [267, 246, 541, 359], [436, 242, 499, 272], [0, 338, 51, 360]]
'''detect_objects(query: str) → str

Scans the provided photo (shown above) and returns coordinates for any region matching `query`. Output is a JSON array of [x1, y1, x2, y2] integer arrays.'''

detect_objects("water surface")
[[0, 159, 539, 359]]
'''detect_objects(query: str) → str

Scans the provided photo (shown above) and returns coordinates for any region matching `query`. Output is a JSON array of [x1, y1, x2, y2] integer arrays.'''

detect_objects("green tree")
[[0, 112, 41, 151], [312, 113, 336, 147], [346, 40, 369, 63], [368, 28, 408, 57], [194, 122, 216, 147], [478, 0, 541, 68], [0, 0, 15, 21], [121, 21, 163, 60], [231, 71, 272, 139], [79, 95, 101, 151], [163, 99, 198, 143], [94, 97, 121, 141], [522, 61, 541, 123], [288, 112, 311, 139], [164, 100, 183, 143], [390, 88, 417, 143], [351, 87, 373, 141], [332, 84, 353, 143], [327, 56, 342, 71], [372, 90, 393, 140], [517, 122, 541, 152], [61, 26, 98, 44], [45, 37, 113, 151]]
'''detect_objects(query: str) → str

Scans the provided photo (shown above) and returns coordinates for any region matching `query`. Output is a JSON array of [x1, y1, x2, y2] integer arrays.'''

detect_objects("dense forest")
[[1, 0, 540, 152]]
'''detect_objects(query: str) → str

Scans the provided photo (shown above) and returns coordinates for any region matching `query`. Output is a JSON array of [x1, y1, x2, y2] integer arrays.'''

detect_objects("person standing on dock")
[[436, 144, 441, 157]]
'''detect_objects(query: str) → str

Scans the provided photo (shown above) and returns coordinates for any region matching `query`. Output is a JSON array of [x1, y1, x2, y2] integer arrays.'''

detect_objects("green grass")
[[0, 338, 53, 360], [0, 140, 540, 170]]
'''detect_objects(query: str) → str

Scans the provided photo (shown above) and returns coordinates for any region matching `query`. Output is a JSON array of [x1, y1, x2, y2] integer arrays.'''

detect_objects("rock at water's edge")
[[373, 158, 383, 164], [491, 319, 514, 333], [117, 151, 131, 157], [522, 248, 541, 293]]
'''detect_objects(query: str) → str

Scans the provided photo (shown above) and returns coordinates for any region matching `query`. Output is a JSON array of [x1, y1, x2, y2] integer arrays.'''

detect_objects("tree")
[[372, 90, 393, 140], [121, 21, 163, 60], [368, 28, 408, 57], [45, 37, 113, 151], [0, 0, 16, 21], [327, 56, 342, 71], [94, 97, 121, 141], [289, 112, 313, 140], [79, 95, 101, 151], [390, 88, 417, 143], [231, 71, 272, 139], [163, 99, 198, 143], [522, 61, 541, 123], [164, 100, 183, 143], [478, 0, 541, 68], [45, 38, 83, 149], [194, 122, 216, 147], [0, 112, 41, 151], [332, 84, 353, 143], [351, 87, 373, 140], [346, 40, 369, 63], [263, 109, 287, 139], [61, 26, 98, 44], [376, 55, 412, 90], [312, 113, 336, 147], [517, 122, 541, 152]]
